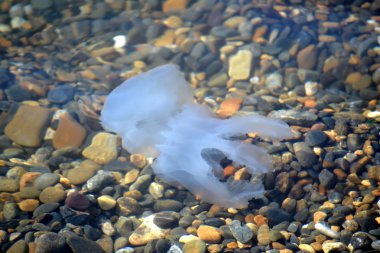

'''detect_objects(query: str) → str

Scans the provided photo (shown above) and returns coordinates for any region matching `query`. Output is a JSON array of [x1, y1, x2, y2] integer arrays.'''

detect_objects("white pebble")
[[0, 24, 11, 33], [113, 35, 127, 48], [315, 222, 339, 239], [11, 17, 26, 29], [305, 81, 319, 96]]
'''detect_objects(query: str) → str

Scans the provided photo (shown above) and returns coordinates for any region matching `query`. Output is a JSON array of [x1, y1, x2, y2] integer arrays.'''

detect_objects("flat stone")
[[39, 187, 65, 203], [4, 105, 51, 147], [53, 113, 87, 149], [297, 45, 317, 70], [216, 98, 243, 118], [34, 173, 60, 190], [0, 178, 19, 192], [228, 50, 252, 80], [163, 0, 189, 12], [19, 187, 40, 199], [117, 196, 141, 216], [67, 160, 99, 185], [82, 132, 118, 164], [129, 215, 166, 246], [293, 142, 318, 167], [86, 171, 115, 192], [197, 225, 221, 244]]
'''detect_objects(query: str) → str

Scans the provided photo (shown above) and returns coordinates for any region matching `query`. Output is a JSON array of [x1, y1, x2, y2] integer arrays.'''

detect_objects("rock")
[[67, 235, 105, 253], [266, 208, 292, 226], [86, 171, 115, 192], [197, 225, 221, 243], [305, 130, 329, 147], [297, 45, 317, 69], [82, 132, 118, 164], [265, 72, 283, 90], [153, 212, 179, 229], [35, 232, 68, 253], [39, 187, 66, 203], [257, 224, 270, 246], [70, 21, 91, 41], [4, 105, 51, 147], [228, 220, 253, 243], [345, 72, 372, 90], [47, 85, 74, 104], [318, 169, 336, 188], [53, 113, 87, 149], [18, 199, 39, 212], [97, 195, 116, 211], [0, 178, 19, 192], [208, 73, 228, 87], [5, 239, 26, 253], [163, 0, 189, 12], [293, 142, 318, 167], [216, 98, 243, 118], [34, 173, 60, 190], [228, 50, 252, 80], [65, 191, 91, 211], [33, 202, 60, 218], [117, 197, 141, 216], [368, 166, 380, 181], [304, 81, 319, 96], [347, 133, 362, 151], [19, 187, 40, 199], [31, 0, 52, 10], [321, 242, 346, 253], [183, 239, 206, 253], [269, 109, 317, 126], [153, 199, 183, 212], [3, 202, 18, 221], [129, 215, 166, 246], [149, 182, 164, 199], [129, 175, 151, 192], [66, 160, 99, 185]]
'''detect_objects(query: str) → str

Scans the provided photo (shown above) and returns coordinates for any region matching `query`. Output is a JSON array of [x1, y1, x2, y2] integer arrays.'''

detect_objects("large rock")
[[53, 113, 87, 149], [228, 50, 253, 80], [5, 105, 51, 147], [82, 132, 118, 164]]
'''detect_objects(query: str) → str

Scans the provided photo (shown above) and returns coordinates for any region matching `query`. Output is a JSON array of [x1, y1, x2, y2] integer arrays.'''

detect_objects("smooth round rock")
[[47, 85, 74, 104], [39, 187, 66, 203], [34, 173, 60, 190], [65, 191, 91, 211]]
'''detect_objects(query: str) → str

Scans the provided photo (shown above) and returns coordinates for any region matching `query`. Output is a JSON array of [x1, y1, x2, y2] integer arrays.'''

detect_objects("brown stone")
[[5, 105, 51, 147], [257, 224, 270, 246], [163, 0, 189, 12], [53, 113, 87, 149], [129, 215, 166, 246], [216, 98, 243, 118], [197, 225, 222, 243], [20, 172, 41, 189], [297, 45, 317, 70], [18, 199, 40, 212], [82, 132, 118, 165], [345, 72, 372, 90]]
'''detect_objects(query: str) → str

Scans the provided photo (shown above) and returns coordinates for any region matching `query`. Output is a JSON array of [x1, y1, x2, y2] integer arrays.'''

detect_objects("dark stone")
[[293, 142, 318, 167], [84, 225, 102, 241], [204, 218, 225, 227], [153, 212, 179, 229], [47, 85, 74, 104], [305, 130, 329, 147], [5, 85, 33, 102], [66, 235, 105, 253], [155, 239, 170, 253], [318, 169, 336, 188], [266, 208, 292, 226], [65, 191, 91, 211], [347, 133, 363, 151], [33, 203, 60, 218], [153, 199, 183, 212], [35, 232, 68, 253]]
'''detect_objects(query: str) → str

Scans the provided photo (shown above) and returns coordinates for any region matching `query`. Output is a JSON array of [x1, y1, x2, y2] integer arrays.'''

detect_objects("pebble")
[[117, 196, 141, 216], [82, 132, 118, 165], [53, 113, 87, 149], [34, 173, 60, 190], [297, 45, 317, 69], [153, 199, 183, 212], [86, 171, 115, 192], [228, 220, 253, 243], [129, 215, 166, 246], [266, 208, 292, 226], [0, 178, 19, 192], [66, 235, 105, 253], [228, 50, 252, 80], [183, 239, 206, 253], [4, 105, 51, 147], [66, 159, 100, 185], [31, 0, 52, 10], [153, 212, 179, 229], [197, 225, 222, 244], [65, 191, 91, 211], [18, 199, 39, 212], [269, 109, 318, 126], [315, 223, 339, 239], [47, 85, 74, 104], [97, 195, 116, 211], [265, 72, 283, 90], [318, 169, 336, 188], [257, 224, 270, 246], [5, 239, 26, 253], [39, 186, 66, 203], [293, 142, 318, 167], [321, 242, 346, 253], [35, 232, 67, 253]]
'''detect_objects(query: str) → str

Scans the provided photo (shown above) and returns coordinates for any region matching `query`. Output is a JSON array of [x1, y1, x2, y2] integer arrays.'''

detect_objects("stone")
[[318, 169, 336, 188], [257, 224, 270, 246], [19, 187, 40, 199], [70, 20, 91, 41], [47, 85, 74, 104], [97, 195, 116, 211], [293, 142, 318, 167], [153, 199, 183, 212], [5, 239, 26, 253], [65, 191, 91, 211], [265, 208, 292, 226], [129, 215, 166, 246], [34, 173, 60, 190], [35, 232, 68, 253], [228, 220, 253, 243], [18, 199, 39, 212], [67, 160, 99, 185], [183, 239, 206, 253], [53, 113, 87, 149], [153, 212, 179, 229], [0, 178, 19, 192], [4, 105, 51, 147], [197, 225, 221, 243], [368, 166, 380, 181], [305, 130, 329, 147], [216, 98, 243, 118], [163, 0, 189, 12], [82, 132, 118, 164], [86, 171, 115, 192], [67, 235, 105, 253], [297, 45, 317, 70], [31, 0, 52, 10], [269, 109, 317, 127], [3, 202, 18, 221], [345, 72, 372, 90], [228, 50, 252, 80], [39, 187, 66, 203], [265, 72, 283, 90], [19, 172, 41, 189], [117, 196, 141, 216]]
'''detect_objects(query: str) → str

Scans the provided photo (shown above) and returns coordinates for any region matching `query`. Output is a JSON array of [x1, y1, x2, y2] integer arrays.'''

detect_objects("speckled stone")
[[39, 186, 65, 203], [4, 105, 51, 147], [82, 132, 118, 164], [5, 239, 26, 253], [129, 215, 166, 246], [183, 239, 206, 253]]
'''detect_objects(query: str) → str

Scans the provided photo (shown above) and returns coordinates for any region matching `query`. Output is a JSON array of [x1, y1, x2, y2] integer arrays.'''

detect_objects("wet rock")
[[67, 160, 99, 185], [5, 239, 26, 253], [117, 197, 141, 216], [97, 195, 116, 211], [163, 0, 189, 12], [266, 208, 292, 226], [39, 187, 65, 203], [53, 112, 87, 149], [35, 232, 68, 253], [228, 220, 253, 243], [18, 199, 39, 212], [269, 109, 317, 126], [47, 85, 74, 104], [153, 212, 179, 229], [197, 225, 221, 244], [0, 178, 19, 192], [153, 199, 183, 212], [183, 239, 206, 253], [129, 215, 166, 246], [257, 224, 270, 246], [293, 142, 318, 167], [319, 169, 336, 188], [67, 235, 105, 253], [31, 0, 52, 10], [34, 173, 60, 190], [4, 105, 51, 147], [228, 50, 252, 80], [347, 133, 363, 151], [65, 191, 91, 211], [297, 45, 317, 69], [86, 171, 115, 192], [82, 132, 118, 165], [305, 130, 329, 147]]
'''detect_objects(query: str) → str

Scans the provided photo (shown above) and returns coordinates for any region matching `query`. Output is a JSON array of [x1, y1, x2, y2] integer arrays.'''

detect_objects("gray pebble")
[[228, 220, 253, 243], [34, 173, 60, 190]]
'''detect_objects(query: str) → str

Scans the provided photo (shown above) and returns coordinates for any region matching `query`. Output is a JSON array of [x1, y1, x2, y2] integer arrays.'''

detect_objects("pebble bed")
[[0, 0, 380, 253]]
